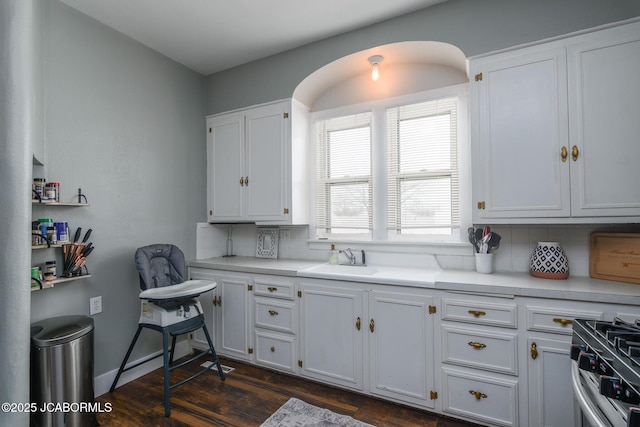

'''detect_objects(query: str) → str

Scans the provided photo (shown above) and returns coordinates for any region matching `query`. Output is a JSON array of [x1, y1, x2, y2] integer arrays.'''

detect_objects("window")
[[387, 98, 458, 236], [314, 113, 372, 237], [312, 89, 462, 241]]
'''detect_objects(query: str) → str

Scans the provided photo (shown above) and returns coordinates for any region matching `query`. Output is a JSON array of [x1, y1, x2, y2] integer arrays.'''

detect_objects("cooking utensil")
[[468, 227, 479, 252], [483, 226, 491, 237], [487, 232, 501, 251], [475, 228, 484, 247]]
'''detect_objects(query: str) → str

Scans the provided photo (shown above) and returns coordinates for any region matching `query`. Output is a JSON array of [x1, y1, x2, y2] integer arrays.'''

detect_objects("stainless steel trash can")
[[30, 315, 95, 427]]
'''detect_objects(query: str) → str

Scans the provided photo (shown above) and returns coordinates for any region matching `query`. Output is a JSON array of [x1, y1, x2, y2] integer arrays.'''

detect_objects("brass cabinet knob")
[[369, 319, 375, 333], [468, 310, 486, 317], [469, 390, 488, 400], [572, 145, 579, 161], [268, 310, 278, 316], [245, 176, 249, 186], [267, 287, 278, 292], [553, 318, 573, 326], [561, 146, 568, 162], [531, 342, 539, 360], [468, 341, 487, 350], [270, 346, 275, 352], [355, 317, 361, 331], [240, 177, 245, 186]]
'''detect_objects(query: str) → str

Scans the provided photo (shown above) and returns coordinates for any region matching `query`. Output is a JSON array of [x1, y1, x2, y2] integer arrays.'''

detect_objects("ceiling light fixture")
[[368, 55, 384, 81]]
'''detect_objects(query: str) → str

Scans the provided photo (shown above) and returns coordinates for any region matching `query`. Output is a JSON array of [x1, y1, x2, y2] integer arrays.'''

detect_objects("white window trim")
[[308, 84, 471, 249]]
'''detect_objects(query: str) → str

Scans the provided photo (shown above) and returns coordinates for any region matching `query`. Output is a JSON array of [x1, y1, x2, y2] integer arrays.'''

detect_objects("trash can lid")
[[31, 315, 94, 347]]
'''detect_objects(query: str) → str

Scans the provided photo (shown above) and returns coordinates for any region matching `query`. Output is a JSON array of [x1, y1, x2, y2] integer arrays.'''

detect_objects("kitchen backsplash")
[[196, 222, 640, 277]]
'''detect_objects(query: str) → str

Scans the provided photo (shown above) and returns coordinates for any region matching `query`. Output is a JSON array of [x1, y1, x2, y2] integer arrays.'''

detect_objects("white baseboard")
[[94, 340, 190, 397]]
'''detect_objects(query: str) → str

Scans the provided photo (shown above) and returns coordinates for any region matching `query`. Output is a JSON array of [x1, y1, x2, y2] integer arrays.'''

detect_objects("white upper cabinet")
[[471, 19, 640, 223], [206, 99, 309, 225], [567, 22, 640, 217]]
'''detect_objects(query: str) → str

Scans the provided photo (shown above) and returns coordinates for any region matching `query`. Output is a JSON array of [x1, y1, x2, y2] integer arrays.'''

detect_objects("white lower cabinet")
[[442, 368, 519, 427], [298, 281, 365, 391], [253, 274, 298, 373], [188, 268, 253, 361], [369, 290, 435, 409], [298, 281, 436, 408]]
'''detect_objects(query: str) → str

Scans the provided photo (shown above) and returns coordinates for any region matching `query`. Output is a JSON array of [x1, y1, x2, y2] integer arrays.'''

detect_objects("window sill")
[[308, 239, 474, 257]]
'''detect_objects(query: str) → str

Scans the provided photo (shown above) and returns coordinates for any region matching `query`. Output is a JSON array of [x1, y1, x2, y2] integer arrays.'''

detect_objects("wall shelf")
[[30, 274, 92, 292], [32, 200, 90, 207]]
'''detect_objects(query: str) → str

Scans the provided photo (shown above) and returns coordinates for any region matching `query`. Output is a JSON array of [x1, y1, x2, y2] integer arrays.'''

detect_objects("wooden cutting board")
[[590, 232, 640, 284]]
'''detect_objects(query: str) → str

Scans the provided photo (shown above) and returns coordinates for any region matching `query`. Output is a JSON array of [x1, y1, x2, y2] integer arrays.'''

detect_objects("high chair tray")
[[139, 279, 216, 300]]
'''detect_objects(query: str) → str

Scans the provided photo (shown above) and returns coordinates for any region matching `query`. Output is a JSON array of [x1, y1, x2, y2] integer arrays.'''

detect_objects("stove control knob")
[[600, 376, 622, 399], [624, 387, 640, 405], [627, 407, 640, 427], [570, 344, 586, 360], [578, 352, 598, 371]]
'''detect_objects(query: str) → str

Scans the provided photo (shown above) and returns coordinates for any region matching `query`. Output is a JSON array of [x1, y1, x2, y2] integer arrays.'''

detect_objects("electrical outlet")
[[90, 296, 102, 315]]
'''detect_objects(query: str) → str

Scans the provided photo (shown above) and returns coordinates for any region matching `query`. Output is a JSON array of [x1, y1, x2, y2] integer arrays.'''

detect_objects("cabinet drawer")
[[253, 277, 295, 300], [526, 306, 603, 335], [442, 326, 518, 375], [255, 298, 295, 334], [442, 298, 518, 328], [254, 331, 296, 373], [442, 368, 518, 427]]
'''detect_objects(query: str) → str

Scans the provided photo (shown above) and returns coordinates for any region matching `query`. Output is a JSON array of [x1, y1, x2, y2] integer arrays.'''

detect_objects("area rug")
[[260, 397, 375, 427]]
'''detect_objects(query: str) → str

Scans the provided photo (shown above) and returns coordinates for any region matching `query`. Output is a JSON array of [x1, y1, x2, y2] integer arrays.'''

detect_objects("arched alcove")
[[293, 41, 468, 111]]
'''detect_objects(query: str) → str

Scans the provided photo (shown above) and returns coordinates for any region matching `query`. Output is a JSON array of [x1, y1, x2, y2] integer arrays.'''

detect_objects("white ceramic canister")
[[529, 242, 569, 279]]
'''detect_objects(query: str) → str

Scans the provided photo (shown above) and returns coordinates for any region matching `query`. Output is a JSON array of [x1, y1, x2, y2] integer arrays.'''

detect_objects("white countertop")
[[188, 257, 640, 305]]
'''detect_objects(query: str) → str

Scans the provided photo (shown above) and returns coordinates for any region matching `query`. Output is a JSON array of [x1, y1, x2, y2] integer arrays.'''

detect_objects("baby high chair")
[[109, 244, 225, 416]]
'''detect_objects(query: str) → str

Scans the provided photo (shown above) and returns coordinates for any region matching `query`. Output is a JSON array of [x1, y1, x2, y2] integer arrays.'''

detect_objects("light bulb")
[[371, 63, 379, 81]]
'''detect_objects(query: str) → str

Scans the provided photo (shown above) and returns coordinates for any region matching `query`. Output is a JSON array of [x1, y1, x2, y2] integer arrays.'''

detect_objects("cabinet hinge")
[[209, 209, 213, 216], [475, 72, 483, 81], [430, 391, 438, 400], [283, 112, 289, 119], [284, 208, 289, 214], [477, 201, 485, 210], [248, 347, 253, 354], [298, 360, 303, 368], [298, 290, 302, 298], [429, 305, 437, 314], [248, 284, 253, 291]]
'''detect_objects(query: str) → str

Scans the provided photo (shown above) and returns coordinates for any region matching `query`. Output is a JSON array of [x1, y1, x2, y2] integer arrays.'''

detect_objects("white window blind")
[[315, 113, 372, 237], [386, 97, 459, 235]]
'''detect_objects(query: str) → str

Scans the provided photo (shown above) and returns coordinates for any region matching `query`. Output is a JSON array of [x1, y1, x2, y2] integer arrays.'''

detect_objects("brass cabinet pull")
[[561, 146, 568, 162], [267, 287, 278, 292], [572, 145, 579, 161], [268, 310, 279, 316], [270, 346, 275, 352], [369, 319, 375, 333], [531, 342, 539, 360], [217, 296, 221, 306], [356, 317, 361, 331], [553, 318, 573, 326], [240, 177, 245, 186], [469, 390, 488, 400], [245, 176, 249, 186], [468, 310, 486, 317], [468, 341, 487, 350], [213, 297, 217, 306]]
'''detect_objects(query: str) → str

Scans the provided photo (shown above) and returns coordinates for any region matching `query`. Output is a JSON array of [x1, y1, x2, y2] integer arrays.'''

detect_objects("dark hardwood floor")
[[96, 356, 482, 427]]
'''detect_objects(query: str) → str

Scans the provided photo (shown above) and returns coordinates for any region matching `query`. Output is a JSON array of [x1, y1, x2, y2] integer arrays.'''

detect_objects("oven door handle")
[[571, 361, 610, 427]]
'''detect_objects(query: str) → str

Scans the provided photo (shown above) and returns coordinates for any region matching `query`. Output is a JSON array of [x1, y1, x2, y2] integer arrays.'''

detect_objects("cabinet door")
[[208, 113, 244, 221], [369, 291, 435, 408], [527, 336, 574, 427], [245, 103, 289, 222], [217, 274, 252, 361], [568, 22, 640, 217], [298, 282, 364, 391], [471, 47, 570, 220]]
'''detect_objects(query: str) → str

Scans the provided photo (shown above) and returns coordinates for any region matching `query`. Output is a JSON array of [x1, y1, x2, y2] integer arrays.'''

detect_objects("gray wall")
[[29, 0, 206, 382], [205, 0, 640, 114]]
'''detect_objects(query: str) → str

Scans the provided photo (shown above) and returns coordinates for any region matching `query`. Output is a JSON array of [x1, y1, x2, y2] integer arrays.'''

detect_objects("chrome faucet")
[[339, 248, 366, 266]]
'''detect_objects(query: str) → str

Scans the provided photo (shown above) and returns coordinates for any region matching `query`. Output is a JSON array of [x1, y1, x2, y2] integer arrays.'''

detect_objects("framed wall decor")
[[256, 228, 279, 258]]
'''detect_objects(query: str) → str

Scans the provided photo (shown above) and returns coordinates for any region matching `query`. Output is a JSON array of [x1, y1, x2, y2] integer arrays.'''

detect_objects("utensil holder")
[[475, 253, 494, 274]]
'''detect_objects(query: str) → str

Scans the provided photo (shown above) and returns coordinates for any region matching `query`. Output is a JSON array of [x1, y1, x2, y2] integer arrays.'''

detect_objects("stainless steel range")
[[571, 317, 640, 427]]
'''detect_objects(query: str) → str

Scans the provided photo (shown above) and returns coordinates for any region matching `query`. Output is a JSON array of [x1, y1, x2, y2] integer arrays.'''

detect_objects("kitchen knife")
[[72, 227, 82, 243], [82, 228, 92, 244]]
